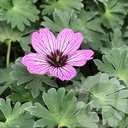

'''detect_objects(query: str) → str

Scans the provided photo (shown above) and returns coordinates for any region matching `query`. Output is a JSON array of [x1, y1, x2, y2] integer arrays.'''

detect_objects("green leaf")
[[124, 26, 128, 38], [40, 0, 83, 15], [19, 35, 31, 53], [117, 115, 128, 128], [99, 0, 127, 29], [78, 9, 105, 50], [0, 0, 12, 10], [10, 57, 58, 98], [42, 10, 84, 32], [100, 28, 127, 53], [0, 22, 24, 43], [76, 102, 99, 128], [8, 82, 42, 104], [108, 28, 127, 48], [26, 88, 99, 128], [93, 0, 108, 6], [0, 0, 40, 31], [0, 21, 34, 43], [94, 46, 128, 86], [32, 0, 38, 3], [81, 73, 128, 127], [42, 9, 105, 50], [0, 98, 34, 128], [0, 68, 13, 95]]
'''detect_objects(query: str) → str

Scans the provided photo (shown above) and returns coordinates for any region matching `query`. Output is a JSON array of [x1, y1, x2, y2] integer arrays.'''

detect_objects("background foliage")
[[0, 0, 128, 127]]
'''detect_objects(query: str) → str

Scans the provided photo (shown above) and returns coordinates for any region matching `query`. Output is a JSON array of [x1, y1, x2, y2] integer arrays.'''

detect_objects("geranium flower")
[[22, 28, 94, 81]]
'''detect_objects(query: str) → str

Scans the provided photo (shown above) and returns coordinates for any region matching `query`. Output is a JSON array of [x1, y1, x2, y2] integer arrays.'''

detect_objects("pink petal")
[[22, 53, 50, 74], [67, 50, 94, 66], [49, 65, 76, 81], [32, 28, 56, 55], [57, 28, 83, 55]]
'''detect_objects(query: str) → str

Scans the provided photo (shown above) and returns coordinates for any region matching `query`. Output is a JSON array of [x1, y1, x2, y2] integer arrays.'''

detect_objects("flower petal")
[[32, 28, 56, 55], [22, 53, 50, 74], [49, 65, 76, 81], [57, 28, 83, 55], [67, 50, 94, 66]]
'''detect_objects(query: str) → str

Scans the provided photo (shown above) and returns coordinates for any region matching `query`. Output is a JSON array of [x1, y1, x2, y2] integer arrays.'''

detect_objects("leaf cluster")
[[0, 0, 128, 127]]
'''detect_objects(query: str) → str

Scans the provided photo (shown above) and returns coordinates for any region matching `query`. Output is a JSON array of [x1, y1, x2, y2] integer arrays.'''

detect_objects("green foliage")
[[0, 21, 34, 43], [94, 46, 128, 86], [8, 83, 42, 104], [116, 115, 128, 128], [124, 26, 128, 38], [98, 0, 127, 29], [19, 35, 31, 53], [0, 98, 34, 128], [108, 28, 127, 48], [26, 88, 99, 128], [41, 0, 83, 15], [42, 10, 83, 32], [93, 0, 108, 6], [100, 28, 127, 53], [42, 9, 105, 50], [0, 22, 24, 43], [0, 0, 128, 127], [78, 10, 105, 49], [32, 0, 39, 3], [0, 0, 40, 31], [81, 73, 128, 127], [10, 58, 58, 98], [0, 68, 13, 95]]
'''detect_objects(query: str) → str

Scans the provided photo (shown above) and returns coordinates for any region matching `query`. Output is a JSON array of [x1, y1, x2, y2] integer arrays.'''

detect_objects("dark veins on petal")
[[47, 50, 68, 67]]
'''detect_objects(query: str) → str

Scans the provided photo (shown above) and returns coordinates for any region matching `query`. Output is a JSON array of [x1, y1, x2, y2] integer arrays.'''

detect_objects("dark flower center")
[[47, 50, 68, 67]]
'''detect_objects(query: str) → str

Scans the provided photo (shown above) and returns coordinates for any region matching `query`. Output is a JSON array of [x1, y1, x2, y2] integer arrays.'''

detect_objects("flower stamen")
[[47, 50, 68, 67], [56, 55, 60, 62]]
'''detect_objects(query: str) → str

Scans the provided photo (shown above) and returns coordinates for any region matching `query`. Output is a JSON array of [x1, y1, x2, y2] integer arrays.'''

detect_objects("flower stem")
[[6, 39, 11, 68]]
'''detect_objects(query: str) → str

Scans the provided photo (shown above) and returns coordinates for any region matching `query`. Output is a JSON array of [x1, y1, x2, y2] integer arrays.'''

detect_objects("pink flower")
[[22, 28, 94, 81]]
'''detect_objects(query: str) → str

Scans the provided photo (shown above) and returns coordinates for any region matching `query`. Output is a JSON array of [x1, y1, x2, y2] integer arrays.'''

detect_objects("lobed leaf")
[[0, 68, 13, 95], [116, 115, 128, 128], [41, 0, 83, 15], [8, 83, 42, 104], [81, 73, 128, 127], [93, 0, 108, 6], [42, 9, 84, 32], [0, 21, 35, 44], [78, 9, 105, 49], [42, 9, 105, 50], [10, 57, 58, 98], [0, 98, 34, 128], [26, 88, 99, 128], [94, 46, 128, 86], [100, 28, 128, 53], [0, 22, 24, 43], [19, 34, 33, 53], [0, 0, 40, 31], [98, 0, 127, 29]]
